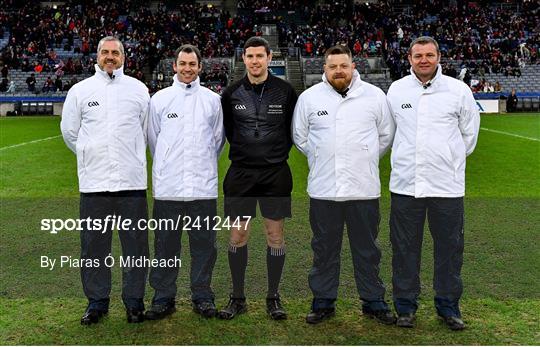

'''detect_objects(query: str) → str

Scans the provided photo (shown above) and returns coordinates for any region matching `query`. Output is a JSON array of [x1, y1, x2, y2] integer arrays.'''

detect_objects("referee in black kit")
[[218, 36, 298, 320]]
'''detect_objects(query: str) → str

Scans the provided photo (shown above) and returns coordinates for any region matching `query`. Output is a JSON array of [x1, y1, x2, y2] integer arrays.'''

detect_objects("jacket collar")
[[242, 73, 272, 90], [94, 64, 124, 82], [410, 64, 442, 89], [173, 75, 200, 93], [322, 69, 363, 98]]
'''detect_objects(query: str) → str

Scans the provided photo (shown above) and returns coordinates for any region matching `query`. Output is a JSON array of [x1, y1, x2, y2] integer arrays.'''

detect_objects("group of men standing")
[[61, 35, 479, 331]]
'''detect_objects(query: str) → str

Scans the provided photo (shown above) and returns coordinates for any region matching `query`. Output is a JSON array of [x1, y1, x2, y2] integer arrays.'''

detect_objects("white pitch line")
[[0, 134, 62, 151], [480, 127, 540, 142]]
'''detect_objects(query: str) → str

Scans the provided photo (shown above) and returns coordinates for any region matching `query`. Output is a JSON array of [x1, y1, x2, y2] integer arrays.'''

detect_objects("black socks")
[[228, 244, 248, 298], [228, 244, 286, 298], [266, 245, 286, 298]]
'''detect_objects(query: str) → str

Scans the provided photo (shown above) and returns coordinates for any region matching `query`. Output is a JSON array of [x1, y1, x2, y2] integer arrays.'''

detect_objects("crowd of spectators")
[[278, 0, 538, 88], [279, 1, 387, 57], [0, 0, 257, 93], [0, 0, 538, 95], [382, 0, 538, 81], [237, 0, 309, 11]]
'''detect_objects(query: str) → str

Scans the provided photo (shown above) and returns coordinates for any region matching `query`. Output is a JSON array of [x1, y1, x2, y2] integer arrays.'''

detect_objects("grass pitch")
[[0, 114, 539, 344]]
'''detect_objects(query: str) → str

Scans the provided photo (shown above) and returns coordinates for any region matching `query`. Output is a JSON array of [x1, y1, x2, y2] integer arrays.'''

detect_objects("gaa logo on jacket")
[[316, 110, 328, 116]]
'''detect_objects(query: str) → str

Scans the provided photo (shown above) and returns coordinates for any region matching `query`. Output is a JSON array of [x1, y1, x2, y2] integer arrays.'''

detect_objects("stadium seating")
[[0, 0, 538, 104]]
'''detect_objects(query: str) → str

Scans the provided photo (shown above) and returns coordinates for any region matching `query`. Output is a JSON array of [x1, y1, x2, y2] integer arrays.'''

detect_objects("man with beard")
[[219, 37, 297, 320], [61, 36, 150, 325], [292, 45, 396, 325]]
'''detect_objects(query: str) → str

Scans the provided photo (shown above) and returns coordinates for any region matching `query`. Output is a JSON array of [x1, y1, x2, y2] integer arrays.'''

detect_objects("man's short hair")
[[243, 36, 271, 55], [174, 44, 202, 65], [97, 36, 124, 55], [408, 36, 440, 54], [324, 45, 352, 62]]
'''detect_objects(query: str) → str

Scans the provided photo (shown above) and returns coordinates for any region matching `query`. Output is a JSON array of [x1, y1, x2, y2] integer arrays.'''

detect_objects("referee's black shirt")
[[222, 73, 298, 168]]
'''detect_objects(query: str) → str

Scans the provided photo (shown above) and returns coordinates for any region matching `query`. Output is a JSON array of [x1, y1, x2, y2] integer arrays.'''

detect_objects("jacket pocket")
[[449, 142, 466, 183], [390, 140, 401, 170], [75, 140, 86, 174], [81, 140, 109, 187], [308, 146, 319, 181], [159, 145, 171, 176], [363, 144, 373, 176], [350, 143, 372, 177]]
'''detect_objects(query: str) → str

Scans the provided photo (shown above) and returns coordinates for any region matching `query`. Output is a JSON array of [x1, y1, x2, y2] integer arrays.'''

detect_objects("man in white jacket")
[[145, 45, 225, 320], [293, 45, 396, 325], [386, 36, 480, 330], [61, 36, 150, 325]]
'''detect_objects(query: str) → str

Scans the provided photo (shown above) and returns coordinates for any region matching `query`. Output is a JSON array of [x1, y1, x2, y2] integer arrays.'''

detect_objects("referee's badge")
[[268, 104, 284, 115]]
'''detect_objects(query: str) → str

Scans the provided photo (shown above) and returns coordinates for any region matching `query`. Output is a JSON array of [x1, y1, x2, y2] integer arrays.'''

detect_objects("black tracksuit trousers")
[[390, 193, 464, 317], [149, 199, 217, 304], [80, 190, 149, 311], [308, 198, 387, 309]]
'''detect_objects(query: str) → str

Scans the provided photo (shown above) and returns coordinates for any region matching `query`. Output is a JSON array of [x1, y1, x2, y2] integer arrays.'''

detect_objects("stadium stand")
[[0, 0, 538, 114]]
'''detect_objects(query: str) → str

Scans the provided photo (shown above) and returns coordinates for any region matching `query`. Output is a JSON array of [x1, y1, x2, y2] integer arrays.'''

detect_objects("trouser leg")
[[308, 198, 345, 309], [149, 199, 182, 305], [427, 197, 464, 317], [390, 193, 427, 314], [80, 192, 113, 310], [186, 199, 218, 302], [116, 190, 149, 310], [345, 199, 387, 309]]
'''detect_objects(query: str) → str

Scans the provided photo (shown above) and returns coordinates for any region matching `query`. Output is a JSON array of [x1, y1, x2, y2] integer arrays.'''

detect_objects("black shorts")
[[224, 163, 292, 220]]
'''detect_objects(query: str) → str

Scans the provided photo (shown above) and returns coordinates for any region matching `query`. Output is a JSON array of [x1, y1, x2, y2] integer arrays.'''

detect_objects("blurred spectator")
[[6, 80, 16, 93], [0, 78, 8, 92], [34, 62, 43, 74], [26, 73, 36, 92], [506, 88, 518, 112], [42, 76, 54, 93], [54, 76, 63, 92]]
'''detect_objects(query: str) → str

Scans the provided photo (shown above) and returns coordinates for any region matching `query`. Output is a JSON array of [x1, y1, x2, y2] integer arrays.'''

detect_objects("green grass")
[[1, 114, 539, 344], [480, 114, 540, 139], [1, 298, 538, 345]]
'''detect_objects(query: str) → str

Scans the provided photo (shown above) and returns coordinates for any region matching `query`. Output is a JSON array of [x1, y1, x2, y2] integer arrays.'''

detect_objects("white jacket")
[[387, 65, 480, 198], [61, 64, 150, 193], [293, 70, 395, 200], [148, 77, 224, 200]]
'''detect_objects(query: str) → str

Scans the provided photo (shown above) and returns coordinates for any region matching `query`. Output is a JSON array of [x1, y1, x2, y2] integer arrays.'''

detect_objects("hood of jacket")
[[172, 75, 200, 94], [94, 63, 125, 82], [321, 69, 364, 98]]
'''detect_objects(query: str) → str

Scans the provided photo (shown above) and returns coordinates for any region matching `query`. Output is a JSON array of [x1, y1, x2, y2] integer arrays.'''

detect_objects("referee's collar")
[[322, 69, 363, 98], [173, 75, 200, 93], [94, 64, 124, 82], [243, 74, 272, 91], [410, 64, 442, 89]]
